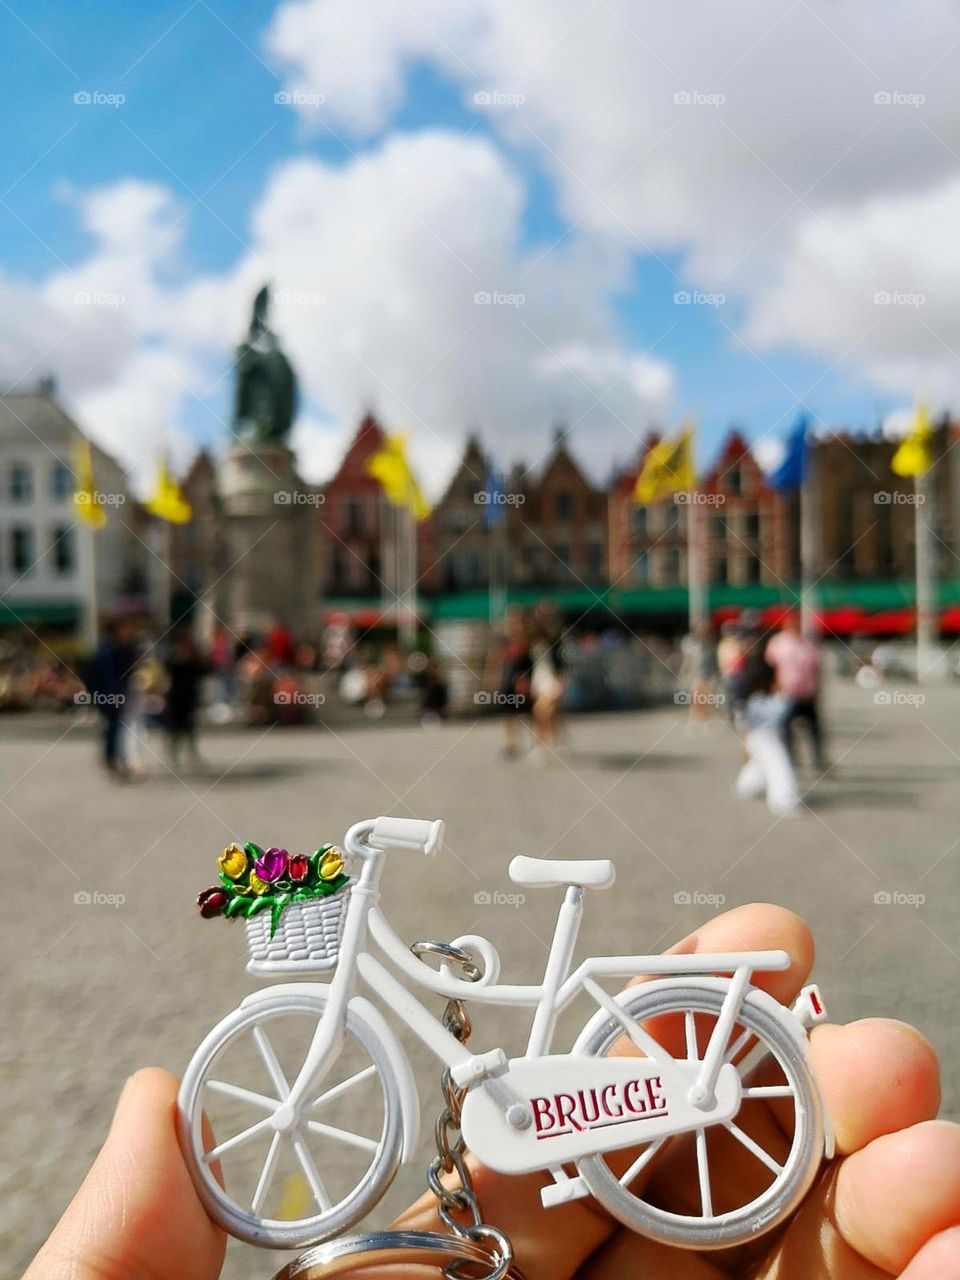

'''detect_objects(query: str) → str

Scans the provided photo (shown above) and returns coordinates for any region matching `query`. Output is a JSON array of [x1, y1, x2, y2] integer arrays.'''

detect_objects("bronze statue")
[[231, 285, 298, 445]]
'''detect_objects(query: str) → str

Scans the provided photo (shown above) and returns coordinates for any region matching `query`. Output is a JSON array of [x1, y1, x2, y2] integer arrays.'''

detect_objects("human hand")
[[391, 905, 959, 1278], [23, 1069, 225, 1280], [22, 905, 959, 1279]]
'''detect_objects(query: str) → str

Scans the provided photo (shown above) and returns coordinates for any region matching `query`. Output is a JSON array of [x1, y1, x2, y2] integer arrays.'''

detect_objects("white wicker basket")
[[244, 890, 349, 968]]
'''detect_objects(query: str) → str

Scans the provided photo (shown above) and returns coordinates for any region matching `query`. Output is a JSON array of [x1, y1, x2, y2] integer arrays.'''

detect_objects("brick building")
[[700, 430, 795, 587], [608, 433, 688, 588], [810, 422, 954, 581], [533, 429, 607, 585]]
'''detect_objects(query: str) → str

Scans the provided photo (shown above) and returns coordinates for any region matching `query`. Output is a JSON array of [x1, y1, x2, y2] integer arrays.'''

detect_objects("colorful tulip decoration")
[[199, 841, 350, 936]]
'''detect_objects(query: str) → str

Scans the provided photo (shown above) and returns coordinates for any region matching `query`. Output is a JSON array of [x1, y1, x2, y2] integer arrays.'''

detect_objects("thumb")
[[23, 1068, 226, 1280]]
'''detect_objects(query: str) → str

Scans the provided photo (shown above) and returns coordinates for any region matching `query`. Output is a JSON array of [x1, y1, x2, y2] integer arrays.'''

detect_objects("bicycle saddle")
[[508, 855, 616, 890]]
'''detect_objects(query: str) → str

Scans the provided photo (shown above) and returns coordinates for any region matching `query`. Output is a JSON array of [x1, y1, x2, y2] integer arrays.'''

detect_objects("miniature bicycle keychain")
[[179, 816, 833, 1276]]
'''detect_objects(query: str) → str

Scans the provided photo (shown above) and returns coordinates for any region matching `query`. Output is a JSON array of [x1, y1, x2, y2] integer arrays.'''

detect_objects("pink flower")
[[253, 847, 288, 883]]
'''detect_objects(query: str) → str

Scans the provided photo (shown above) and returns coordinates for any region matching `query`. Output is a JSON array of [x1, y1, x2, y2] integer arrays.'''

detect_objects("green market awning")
[[0, 600, 81, 626]]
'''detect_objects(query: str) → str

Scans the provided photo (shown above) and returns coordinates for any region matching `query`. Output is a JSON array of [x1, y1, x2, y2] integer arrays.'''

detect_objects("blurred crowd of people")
[[483, 602, 569, 763]]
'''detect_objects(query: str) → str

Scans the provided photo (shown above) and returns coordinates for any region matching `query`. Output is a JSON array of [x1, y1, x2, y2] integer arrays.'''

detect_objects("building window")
[[631, 506, 647, 537], [714, 515, 728, 540], [665, 502, 679, 532], [11, 526, 34, 574], [340, 496, 367, 537], [446, 506, 469, 533], [52, 525, 75, 575], [666, 547, 682, 582], [10, 462, 33, 503], [586, 542, 603, 579], [51, 461, 73, 501], [727, 466, 742, 497], [554, 542, 571, 573], [554, 491, 573, 521], [744, 552, 762, 584], [744, 511, 761, 539], [633, 550, 649, 584], [713, 555, 728, 586]]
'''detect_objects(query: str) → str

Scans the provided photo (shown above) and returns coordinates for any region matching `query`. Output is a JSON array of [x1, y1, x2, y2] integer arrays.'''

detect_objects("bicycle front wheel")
[[577, 981, 824, 1250], [178, 991, 403, 1249]]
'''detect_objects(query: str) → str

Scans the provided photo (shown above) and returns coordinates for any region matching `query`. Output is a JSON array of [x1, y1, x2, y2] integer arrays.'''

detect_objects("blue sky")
[[0, 1, 939, 486]]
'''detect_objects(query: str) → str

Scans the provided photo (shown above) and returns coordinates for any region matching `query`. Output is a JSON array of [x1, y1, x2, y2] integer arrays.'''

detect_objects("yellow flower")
[[319, 848, 345, 881], [218, 842, 248, 881], [248, 872, 270, 895]]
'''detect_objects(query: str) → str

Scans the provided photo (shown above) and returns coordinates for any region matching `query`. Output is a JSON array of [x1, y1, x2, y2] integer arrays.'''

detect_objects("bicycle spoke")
[[253, 1025, 291, 1099], [725, 1026, 754, 1065], [291, 1133, 332, 1211], [203, 1115, 274, 1163], [724, 1121, 784, 1175], [685, 1010, 698, 1062], [619, 1137, 666, 1188], [251, 1132, 283, 1214], [695, 1129, 713, 1217], [742, 1085, 795, 1099], [304, 1119, 379, 1153], [205, 1079, 279, 1111], [311, 1064, 378, 1112]]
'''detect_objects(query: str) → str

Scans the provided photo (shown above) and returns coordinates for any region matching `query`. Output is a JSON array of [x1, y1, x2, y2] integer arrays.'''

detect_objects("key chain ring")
[[270, 1227, 521, 1279]]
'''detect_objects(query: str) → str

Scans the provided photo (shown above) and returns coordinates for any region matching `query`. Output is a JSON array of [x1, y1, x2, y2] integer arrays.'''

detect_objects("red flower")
[[288, 854, 310, 882], [198, 887, 228, 918]]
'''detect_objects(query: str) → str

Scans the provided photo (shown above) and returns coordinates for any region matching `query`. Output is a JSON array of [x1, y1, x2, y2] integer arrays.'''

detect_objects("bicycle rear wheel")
[[577, 981, 824, 1250]]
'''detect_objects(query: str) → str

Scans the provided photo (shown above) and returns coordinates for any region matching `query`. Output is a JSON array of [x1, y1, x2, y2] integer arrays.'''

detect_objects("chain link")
[[411, 939, 519, 1280]]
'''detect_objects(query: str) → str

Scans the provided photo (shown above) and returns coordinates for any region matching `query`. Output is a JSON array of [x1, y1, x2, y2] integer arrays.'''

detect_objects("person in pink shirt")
[[765, 613, 828, 769]]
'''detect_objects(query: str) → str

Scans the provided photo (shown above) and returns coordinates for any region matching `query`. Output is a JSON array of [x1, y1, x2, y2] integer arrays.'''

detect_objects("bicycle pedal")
[[541, 1176, 590, 1208]]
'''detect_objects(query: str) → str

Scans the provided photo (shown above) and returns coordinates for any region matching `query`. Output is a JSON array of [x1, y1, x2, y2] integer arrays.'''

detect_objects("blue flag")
[[769, 413, 809, 492], [483, 466, 505, 528]]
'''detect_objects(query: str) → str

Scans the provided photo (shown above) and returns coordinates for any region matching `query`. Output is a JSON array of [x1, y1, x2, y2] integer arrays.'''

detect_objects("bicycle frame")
[[283, 821, 790, 1118]]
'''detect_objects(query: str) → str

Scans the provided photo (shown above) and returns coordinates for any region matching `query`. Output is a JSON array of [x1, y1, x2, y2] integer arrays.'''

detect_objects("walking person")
[[87, 617, 136, 779], [484, 606, 533, 759], [765, 613, 827, 769], [733, 648, 801, 817], [163, 631, 209, 770], [529, 601, 567, 762]]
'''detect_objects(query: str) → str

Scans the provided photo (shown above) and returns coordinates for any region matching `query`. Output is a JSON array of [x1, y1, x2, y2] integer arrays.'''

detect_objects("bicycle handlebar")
[[346, 816, 445, 860]]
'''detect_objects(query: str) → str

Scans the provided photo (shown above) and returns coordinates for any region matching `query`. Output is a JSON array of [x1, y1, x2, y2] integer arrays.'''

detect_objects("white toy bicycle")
[[179, 816, 831, 1264]]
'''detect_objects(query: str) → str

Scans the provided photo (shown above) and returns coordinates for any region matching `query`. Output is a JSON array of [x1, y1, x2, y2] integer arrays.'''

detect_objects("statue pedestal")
[[215, 443, 318, 640]]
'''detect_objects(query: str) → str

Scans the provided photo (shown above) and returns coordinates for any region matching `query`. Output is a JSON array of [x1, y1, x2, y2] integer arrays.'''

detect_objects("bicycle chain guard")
[[271, 939, 524, 1280]]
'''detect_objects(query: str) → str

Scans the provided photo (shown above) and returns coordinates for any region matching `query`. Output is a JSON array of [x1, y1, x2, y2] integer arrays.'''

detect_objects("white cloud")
[[3, 136, 672, 494], [267, 0, 960, 401]]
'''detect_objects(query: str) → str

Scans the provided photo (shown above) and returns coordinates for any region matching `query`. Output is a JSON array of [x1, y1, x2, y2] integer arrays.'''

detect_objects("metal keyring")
[[411, 939, 482, 982], [271, 1228, 523, 1279]]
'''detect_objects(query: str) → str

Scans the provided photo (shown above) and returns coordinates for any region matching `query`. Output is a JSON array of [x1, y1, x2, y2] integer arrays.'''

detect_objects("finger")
[[832, 1121, 960, 1274], [613, 903, 815, 1059], [395, 905, 816, 1280], [808, 1019, 940, 1155], [899, 1225, 960, 1279], [637, 1015, 941, 1266], [23, 1069, 225, 1280], [574, 1230, 726, 1279]]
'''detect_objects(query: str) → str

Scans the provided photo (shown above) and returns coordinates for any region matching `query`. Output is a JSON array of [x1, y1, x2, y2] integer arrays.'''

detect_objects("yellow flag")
[[366, 433, 432, 521], [633, 425, 696, 505], [73, 438, 107, 529], [144, 459, 192, 524], [891, 403, 933, 478]]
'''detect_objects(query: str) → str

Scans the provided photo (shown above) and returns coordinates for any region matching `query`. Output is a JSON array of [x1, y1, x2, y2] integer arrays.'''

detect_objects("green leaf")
[[245, 841, 265, 860], [225, 896, 245, 918]]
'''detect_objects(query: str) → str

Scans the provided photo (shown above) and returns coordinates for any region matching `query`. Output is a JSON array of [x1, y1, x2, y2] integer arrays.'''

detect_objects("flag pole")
[[687, 498, 708, 632], [799, 443, 816, 638], [687, 428, 707, 633], [80, 523, 98, 649], [399, 502, 417, 649], [915, 466, 936, 682]]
